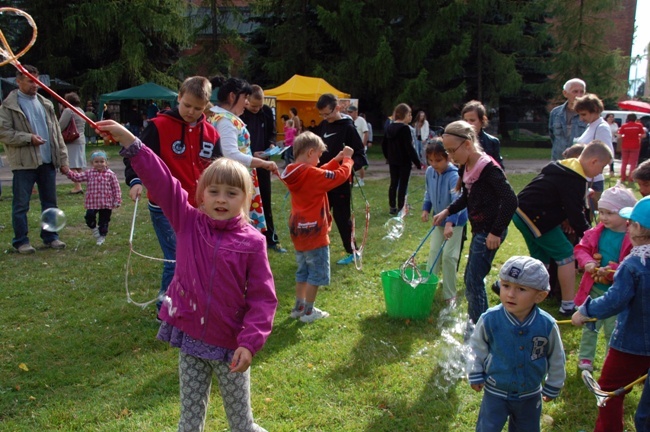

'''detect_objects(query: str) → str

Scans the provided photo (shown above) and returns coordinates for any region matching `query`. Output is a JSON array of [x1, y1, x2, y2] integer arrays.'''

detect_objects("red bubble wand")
[[0, 8, 100, 129]]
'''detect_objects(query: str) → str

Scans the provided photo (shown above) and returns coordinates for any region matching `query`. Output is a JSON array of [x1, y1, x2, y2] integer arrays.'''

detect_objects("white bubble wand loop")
[[125, 197, 174, 309], [581, 370, 648, 407], [399, 226, 437, 288]]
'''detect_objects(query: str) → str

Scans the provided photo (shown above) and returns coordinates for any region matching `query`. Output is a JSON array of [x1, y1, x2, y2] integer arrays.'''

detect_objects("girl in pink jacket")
[[574, 184, 636, 373], [96, 120, 277, 432]]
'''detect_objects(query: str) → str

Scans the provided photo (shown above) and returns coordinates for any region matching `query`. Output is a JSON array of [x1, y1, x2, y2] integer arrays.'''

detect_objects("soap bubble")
[[41, 208, 67, 232], [384, 217, 404, 239]]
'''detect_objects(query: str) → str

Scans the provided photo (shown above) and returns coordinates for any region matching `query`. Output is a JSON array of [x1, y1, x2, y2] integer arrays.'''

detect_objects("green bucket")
[[381, 268, 439, 319]]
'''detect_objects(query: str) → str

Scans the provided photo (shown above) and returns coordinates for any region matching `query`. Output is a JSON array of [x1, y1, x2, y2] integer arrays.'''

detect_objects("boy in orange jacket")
[[281, 131, 354, 323]]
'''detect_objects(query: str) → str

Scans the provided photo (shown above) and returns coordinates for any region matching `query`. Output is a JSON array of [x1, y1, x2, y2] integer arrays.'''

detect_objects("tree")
[[549, 0, 628, 101], [3, 0, 191, 101]]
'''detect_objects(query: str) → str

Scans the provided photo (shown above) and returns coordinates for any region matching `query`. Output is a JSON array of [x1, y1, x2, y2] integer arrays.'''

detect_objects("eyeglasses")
[[443, 138, 466, 155], [319, 109, 334, 118]]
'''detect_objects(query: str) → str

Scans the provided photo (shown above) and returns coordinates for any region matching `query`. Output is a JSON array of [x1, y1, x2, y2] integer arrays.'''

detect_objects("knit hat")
[[598, 184, 637, 212], [499, 256, 550, 291], [620, 196, 650, 229]]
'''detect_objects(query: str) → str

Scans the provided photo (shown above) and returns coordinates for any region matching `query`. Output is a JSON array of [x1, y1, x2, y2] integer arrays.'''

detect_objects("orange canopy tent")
[[265, 75, 351, 138]]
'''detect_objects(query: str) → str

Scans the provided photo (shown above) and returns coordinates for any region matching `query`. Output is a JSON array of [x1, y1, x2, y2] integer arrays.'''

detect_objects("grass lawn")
[[0, 149, 644, 431]]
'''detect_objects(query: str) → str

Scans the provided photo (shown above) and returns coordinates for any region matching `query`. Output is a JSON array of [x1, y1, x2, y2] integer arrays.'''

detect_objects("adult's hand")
[[31, 134, 45, 146]]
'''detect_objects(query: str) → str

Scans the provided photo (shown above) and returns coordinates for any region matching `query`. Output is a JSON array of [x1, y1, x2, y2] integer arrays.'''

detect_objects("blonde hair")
[[393, 103, 411, 121], [443, 120, 478, 147], [286, 119, 294, 128], [293, 131, 327, 159], [250, 84, 264, 100], [179, 76, 212, 103], [195, 158, 253, 221], [580, 140, 613, 163]]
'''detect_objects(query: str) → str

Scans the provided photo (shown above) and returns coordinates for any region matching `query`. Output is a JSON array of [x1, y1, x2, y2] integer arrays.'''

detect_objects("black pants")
[[328, 183, 354, 255], [85, 209, 112, 236], [256, 167, 280, 247], [388, 164, 412, 211]]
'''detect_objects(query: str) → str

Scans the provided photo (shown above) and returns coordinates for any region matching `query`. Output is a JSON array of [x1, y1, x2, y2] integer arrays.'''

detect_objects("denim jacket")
[[548, 101, 587, 161], [580, 253, 650, 356]]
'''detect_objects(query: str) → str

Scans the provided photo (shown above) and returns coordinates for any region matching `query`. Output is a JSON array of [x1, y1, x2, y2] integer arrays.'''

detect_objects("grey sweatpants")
[[178, 351, 267, 432]]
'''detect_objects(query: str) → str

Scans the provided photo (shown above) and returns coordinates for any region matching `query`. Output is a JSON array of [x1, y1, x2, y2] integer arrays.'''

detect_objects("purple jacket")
[[126, 140, 277, 356], [574, 223, 632, 306]]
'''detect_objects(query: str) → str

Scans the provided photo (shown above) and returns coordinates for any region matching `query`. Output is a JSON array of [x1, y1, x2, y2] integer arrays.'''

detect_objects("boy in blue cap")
[[468, 256, 566, 432]]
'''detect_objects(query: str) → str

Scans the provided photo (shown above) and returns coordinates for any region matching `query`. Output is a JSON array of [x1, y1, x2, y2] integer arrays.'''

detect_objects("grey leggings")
[[178, 351, 267, 432]]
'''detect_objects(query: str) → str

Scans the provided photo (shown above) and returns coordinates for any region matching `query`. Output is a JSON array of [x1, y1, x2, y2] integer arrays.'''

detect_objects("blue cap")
[[619, 196, 650, 229]]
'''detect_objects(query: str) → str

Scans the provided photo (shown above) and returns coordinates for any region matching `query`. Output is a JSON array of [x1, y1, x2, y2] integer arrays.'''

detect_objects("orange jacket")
[[281, 157, 353, 251]]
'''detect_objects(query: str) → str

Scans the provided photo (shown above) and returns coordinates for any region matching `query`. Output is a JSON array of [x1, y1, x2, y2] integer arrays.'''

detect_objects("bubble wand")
[[0, 8, 111, 138]]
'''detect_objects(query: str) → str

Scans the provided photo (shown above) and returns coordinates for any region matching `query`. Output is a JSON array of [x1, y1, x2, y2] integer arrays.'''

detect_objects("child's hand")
[[571, 310, 589, 326], [432, 209, 449, 226], [95, 120, 135, 147], [471, 383, 484, 392], [485, 233, 501, 250], [421, 211, 429, 222], [584, 262, 597, 274], [342, 146, 354, 159], [230, 347, 252, 373], [60, 166, 70, 175], [129, 184, 143, 202]]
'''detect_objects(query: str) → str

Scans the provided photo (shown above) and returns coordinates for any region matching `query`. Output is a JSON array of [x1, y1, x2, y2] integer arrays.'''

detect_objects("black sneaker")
[[389, 207, 398, 216], [558, 306, 575, 317]]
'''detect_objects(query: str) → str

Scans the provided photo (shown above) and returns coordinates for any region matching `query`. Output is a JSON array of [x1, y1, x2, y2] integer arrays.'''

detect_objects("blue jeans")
[[465, 230, 507, 324], [149, 206, 176, 310], [477, 392, 542, 432], [12, 164, 59, 248]]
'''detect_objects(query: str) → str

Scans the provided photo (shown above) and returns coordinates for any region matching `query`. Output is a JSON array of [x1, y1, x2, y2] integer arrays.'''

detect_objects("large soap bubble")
[[41, 208, 67, 232]]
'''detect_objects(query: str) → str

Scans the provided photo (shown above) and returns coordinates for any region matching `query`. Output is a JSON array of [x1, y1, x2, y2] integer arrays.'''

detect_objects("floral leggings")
[[178, 352, 267, 432]]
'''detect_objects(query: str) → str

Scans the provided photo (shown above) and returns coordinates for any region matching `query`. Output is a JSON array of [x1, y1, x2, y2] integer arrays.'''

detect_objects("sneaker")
[[45, 239, 66, 250], [389, 207, 398, 216], [558, 305, 575, 317], [300, 307, 329, 323], [17, 243, 36, 254], [91, 227, 100, 239], [96, 236, 106, 246], [578, 359, 594, 372], [336, 253, 357, 265], [289, 307, 305, 319], [356, 178, 365, 187], [268, 244, 287, 253]]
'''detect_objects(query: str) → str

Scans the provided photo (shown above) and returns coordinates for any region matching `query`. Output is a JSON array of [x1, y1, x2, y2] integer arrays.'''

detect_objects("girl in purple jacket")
[[97, 120, 277, 432]]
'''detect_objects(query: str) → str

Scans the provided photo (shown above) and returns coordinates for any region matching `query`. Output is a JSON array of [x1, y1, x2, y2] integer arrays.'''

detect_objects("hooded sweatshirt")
[[281, 157, 354, 252], [316, 117, 367, 172], [516, 158, 590, 238], [124, 108, 222, 207]]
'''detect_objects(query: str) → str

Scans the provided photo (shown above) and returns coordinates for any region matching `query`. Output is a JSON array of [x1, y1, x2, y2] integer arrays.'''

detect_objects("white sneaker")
[[290, 307, 305, 319], [96, 236, 105, 246], [91, 227, 100, 239], [356, 179, 365, 187], [300, 307, 330, 323]]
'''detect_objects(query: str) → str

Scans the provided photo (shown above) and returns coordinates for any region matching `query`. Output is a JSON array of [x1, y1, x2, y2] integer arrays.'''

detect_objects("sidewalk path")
[[0, 154, 619, 185]]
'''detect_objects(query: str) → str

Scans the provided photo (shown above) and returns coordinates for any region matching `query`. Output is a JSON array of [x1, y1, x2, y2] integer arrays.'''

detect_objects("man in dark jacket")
[[315, 93, 367, 265], [241, 85, 286, 253]]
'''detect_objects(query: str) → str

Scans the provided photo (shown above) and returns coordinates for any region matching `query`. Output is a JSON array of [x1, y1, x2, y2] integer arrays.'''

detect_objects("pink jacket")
[[127, 141, 277, 355], [574, 223, 633, 306]]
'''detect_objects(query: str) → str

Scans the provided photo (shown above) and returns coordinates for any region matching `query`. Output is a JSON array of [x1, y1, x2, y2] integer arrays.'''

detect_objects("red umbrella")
[[618, 100, 650, 113]]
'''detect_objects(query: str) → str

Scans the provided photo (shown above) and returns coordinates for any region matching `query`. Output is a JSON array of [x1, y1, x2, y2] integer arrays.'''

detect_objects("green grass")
[[0, 159, 645, 431]]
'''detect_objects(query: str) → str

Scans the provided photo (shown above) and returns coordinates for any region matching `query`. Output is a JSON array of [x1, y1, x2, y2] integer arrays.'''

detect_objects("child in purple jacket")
[[96, 120, 277, 432]]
